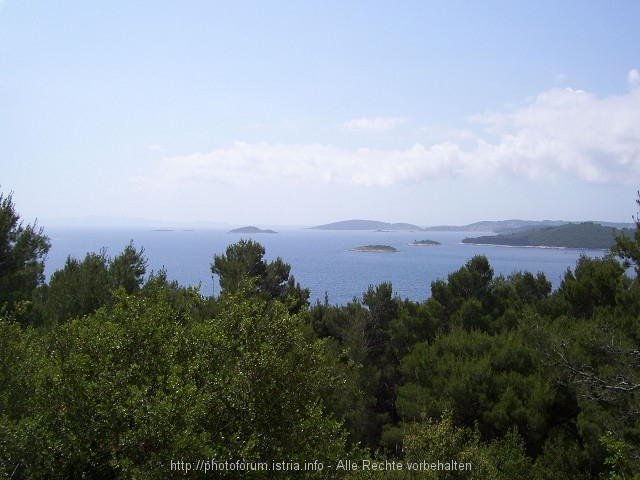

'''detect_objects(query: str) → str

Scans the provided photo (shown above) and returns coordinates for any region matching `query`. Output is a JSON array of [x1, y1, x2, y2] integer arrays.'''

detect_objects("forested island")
[[349, 244, 400, 253], [228, 225, 278, 234], [408, 239, 441, 246], [462, 222, 633, 249], [3, 188, 640, 478]]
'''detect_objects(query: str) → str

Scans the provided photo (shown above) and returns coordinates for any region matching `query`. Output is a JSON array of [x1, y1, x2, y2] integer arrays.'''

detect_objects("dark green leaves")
[[0, 191, 50, 323]]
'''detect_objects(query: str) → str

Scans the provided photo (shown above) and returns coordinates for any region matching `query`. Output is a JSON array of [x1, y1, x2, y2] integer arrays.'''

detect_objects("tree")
[[447, 255, 494, 302], [362, 282, 398, 361], [542, 310, 640, 475], [537, 197, 640, 476], [211, 239, 309, 313], [401, 412, 535, 480], [108, 242, 147, 294], [212, 239, 267, 294], [612, 190, 640, 274], [557, 254, 629, 319], [1, 279, 351, 478], [308, 285, 404, 453], [0, 191, 50, 323], [36, 243, 147, 324], [398, 325, 558, 455], [430, 255, 495, 326]]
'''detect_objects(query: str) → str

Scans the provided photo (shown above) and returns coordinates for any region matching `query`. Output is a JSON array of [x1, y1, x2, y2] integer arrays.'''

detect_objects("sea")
[[43, 227, 608, 306]]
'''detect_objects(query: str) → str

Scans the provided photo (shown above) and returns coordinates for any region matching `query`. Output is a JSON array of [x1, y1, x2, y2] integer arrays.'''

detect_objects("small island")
[[408, 239, 441, 246], [349, 245, 400, 253], [228, 226, 278, 234]]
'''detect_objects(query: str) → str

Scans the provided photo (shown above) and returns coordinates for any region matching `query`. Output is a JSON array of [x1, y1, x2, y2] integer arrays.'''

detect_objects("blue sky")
[[1, 1, 639, 226]]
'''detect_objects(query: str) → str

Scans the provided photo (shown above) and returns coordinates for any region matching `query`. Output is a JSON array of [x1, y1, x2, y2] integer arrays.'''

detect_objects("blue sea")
[[43, 227, 607, 305]]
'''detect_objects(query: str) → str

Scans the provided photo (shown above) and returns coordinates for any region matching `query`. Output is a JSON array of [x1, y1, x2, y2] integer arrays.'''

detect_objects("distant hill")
[[461, 222, 632, 249], [425, 219, 568, 233], [426, 219, 634, 233], [311, 219, 424, 231], [228, 226, 278, 234]]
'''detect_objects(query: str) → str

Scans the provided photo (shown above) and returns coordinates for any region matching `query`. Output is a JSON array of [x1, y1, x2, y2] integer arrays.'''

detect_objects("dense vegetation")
[[462, 222, 633, 249], [2, 189, 640, 478]]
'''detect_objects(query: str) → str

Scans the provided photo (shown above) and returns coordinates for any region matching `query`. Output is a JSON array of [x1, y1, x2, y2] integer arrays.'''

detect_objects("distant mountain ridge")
[[311, 218, 634, 233], [425, 219, 634, 233], [425, 219, 568, 233], [311, 220, 424, 231]]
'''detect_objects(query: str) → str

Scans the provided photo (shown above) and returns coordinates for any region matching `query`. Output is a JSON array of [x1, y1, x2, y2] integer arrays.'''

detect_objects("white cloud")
[[137, 73, 640, 191], [343, 116, 407, 132], [629, 68, 640, 89], [470, 81, 640, 182], [132, 141, 468, 191]]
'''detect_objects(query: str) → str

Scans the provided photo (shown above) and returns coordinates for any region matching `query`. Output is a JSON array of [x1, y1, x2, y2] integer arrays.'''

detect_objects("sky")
[[1, 1, 640, 227]]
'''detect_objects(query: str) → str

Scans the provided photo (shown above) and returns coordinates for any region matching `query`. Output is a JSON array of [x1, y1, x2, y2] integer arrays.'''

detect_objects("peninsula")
[[349, 245, 400, 253], [425, 219, 633, 233], [461, 222, 632, 249], [228, 226, 278, 234]]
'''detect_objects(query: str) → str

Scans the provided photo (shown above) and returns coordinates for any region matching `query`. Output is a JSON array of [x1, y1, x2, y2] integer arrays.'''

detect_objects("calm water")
[[43, 227, 607, 305]]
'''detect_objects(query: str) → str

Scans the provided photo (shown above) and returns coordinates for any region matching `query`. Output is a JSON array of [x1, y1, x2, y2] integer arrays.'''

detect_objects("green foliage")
[[108, 242, 148, 294], [0, 191, 50, 324], [308, 284, 403, 452], [443, 255, 494, 303], [398, 326, 556, 453], [1, 282, 350, 478], [557, 254, 629, 319], [535, 218, 640, 477], [211, 238, 309, 313], [532, 433, 590, 479], [361, 282, 398, 361], [212, 283, 348, 464], [491, 271, 552, 314], [387, 299, 437, 365], [430, 255, 494, 330], [380, 413, 535, 480], [34, 242, 147, 325], [541, 310, 640, 475], [612, 191, 640, 274], [212, 239, 268, 293], [600, 430, 640, 480]]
